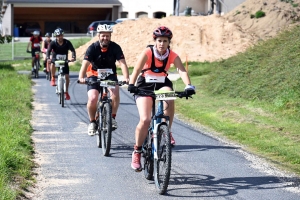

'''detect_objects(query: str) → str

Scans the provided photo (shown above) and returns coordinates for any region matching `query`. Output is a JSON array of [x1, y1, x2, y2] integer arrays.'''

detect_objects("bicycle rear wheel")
[[142, 130, 154, 180], [101, 102, 112, 156], [60, 81, 64, 107], [154, 124, 171, 195]]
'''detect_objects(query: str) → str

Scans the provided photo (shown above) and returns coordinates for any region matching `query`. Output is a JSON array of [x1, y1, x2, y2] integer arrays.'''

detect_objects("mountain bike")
[[54, 60, 70, 107], [27, 50, 41, 78], [133, 88, 193, 195], [78, 69, 125, 156]]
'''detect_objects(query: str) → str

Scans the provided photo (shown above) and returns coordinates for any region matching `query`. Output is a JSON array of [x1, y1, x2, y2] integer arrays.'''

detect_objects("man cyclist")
[[41, 32, 52, 72], [26, 30, 42, 73], [46, 28, 76, 100], [78, 24, 129, 136], [127, 26, 196, 171]]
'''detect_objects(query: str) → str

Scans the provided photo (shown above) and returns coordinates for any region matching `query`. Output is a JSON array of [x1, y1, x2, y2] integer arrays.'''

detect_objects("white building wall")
[[223, 0, 247, 12], [119, 0, 174, 18], [2, 4, 12, 36], [179, 0, 207, 15]]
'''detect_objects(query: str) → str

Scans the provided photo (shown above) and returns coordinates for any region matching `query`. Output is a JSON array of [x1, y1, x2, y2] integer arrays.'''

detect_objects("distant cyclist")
[[26, 30, 42, 73], [127, 26, 196, 171], [78, 24, 129, 136], [46, 28, 76, 100], [41, 32, 52, 72]]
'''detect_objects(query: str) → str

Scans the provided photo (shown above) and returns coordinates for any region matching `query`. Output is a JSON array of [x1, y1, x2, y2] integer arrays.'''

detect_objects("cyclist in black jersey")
[[46, 28, 76, 100], [42, 32, 52, 72], [78, 24, 129, 135]]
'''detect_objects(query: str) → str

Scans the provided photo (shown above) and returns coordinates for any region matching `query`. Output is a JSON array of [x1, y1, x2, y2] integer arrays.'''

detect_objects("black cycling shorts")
[[87, 75, 119, 93], [136, 75, 173, 91], [51, 59, 70, 74], [31, 48, 41, 57]]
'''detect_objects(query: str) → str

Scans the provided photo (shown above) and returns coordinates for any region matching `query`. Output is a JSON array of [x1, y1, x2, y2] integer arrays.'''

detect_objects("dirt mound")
[[225, 0, 300, 39], [74, 0, 300, 67]]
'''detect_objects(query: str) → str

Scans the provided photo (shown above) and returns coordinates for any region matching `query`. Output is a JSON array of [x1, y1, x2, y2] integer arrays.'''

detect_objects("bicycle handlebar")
[[133, 88, 194, 99], [77, 78, 127, 86]]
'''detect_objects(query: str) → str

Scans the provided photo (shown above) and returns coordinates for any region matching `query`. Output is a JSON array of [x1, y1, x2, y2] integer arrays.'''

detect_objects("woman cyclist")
[[127, 26, 196, 171], [41, 32, 52, 72], [26, 30, 42, 73]]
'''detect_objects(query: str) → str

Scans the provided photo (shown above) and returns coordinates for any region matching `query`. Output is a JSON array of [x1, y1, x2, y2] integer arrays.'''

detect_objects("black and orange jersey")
[[84, 41, 125, 77]]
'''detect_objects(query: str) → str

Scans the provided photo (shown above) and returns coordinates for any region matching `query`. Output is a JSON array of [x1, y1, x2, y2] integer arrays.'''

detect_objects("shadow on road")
[[167, 174, 297, 198], [173, 144, 239, 153]]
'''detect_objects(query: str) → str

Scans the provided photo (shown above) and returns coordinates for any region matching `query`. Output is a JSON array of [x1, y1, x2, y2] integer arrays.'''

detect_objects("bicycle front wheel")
[[154, 124, 171, 195], [60, 81, 64, 107], [96, 109, 102, 148], [101, 102, 112, 156]]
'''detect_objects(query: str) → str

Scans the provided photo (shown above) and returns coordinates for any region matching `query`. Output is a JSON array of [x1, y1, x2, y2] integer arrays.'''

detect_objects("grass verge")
[[0, 62, 34, 199]]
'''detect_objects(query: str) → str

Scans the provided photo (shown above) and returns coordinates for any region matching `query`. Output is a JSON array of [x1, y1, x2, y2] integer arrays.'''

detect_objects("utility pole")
[[175, 0, 180, 16]]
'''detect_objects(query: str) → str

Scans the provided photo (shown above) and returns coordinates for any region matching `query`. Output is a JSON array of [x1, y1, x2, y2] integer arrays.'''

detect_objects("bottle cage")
[[141, 45, 169, 75]]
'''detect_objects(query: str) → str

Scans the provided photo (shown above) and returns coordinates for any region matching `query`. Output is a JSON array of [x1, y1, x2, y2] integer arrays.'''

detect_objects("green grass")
[[174, 25, 300, 174], [0, 62, 34, 199], [0, 37, 91, 61]]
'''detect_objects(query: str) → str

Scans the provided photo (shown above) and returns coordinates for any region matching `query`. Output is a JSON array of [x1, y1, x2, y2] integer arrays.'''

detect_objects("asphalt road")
[[28, 72, 300, 200]]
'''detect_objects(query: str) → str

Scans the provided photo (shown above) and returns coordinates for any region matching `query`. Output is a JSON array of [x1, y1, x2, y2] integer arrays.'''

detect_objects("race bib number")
[[56, 54, 67, 60], [97, 69, 113, 79], [34, 43, 40, 47], [145, 74, 166, 83], [155, 91, 177, 100]]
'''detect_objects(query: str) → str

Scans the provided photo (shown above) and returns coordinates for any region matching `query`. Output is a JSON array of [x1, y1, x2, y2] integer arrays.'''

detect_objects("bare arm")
[[129, 50, 148, 85], [173, 56, 191, 86], [26, 42, 31, 51], [78, 60, 91, 83], [118, 58, 130, 83], [41, 41, 45, 52]]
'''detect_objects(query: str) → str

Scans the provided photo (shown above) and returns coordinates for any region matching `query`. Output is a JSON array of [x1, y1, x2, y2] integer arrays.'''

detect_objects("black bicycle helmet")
[[45, 32, 51, 37], [153, 26, 173, 40], [53, 28, 64, 36]]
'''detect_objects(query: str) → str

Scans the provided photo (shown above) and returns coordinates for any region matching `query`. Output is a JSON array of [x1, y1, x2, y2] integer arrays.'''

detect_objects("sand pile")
[[73, 0, 300, 67]]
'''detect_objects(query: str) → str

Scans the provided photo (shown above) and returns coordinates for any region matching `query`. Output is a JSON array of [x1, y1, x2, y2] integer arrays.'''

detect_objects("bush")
[[0, 35, 12, 44], [255, 10, 266, 18]]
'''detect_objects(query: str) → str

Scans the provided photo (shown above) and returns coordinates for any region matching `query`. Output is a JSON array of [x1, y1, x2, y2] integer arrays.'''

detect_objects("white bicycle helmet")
[[97, 24, 113, 33], [53, 28, 64, 36], [33, 30, 40, 36]]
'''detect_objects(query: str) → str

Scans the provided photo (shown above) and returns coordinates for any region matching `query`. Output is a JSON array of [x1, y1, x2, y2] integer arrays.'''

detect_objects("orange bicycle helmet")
[[153, 26, 173, 40]]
